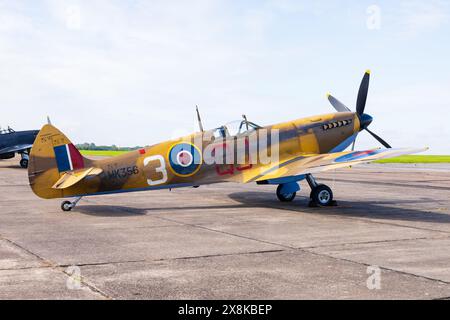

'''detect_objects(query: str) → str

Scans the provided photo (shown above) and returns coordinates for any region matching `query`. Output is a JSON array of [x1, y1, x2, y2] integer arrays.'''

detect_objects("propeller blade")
[[356, 70, 371, 115], [365, 128, 392, 149], [327, 93, 351, 112]]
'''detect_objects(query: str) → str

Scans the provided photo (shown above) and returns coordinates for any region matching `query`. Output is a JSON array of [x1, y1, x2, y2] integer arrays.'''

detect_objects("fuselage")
[[0, 130, 39, 158], [29, 112, 360, 199]]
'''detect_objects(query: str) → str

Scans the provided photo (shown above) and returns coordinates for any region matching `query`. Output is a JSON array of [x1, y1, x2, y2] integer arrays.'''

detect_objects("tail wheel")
[[20, 159, 28, 169], [310, 184, 333, 206], [276, 185, 296, 202], [61, 201, 73, 212]]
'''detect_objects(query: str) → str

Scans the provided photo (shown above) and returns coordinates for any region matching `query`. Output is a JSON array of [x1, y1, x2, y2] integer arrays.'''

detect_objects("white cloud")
[[397, 0, 449, 36], [357, 82, 450, 154], [0, 1, 448, 154]]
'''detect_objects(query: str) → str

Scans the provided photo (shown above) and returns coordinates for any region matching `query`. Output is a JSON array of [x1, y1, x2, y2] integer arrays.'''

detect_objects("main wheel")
[[20, 159, 28, 168], [276, 185, 296, 202], [310, 184, 333, 206], [61, 201, 73, 212]]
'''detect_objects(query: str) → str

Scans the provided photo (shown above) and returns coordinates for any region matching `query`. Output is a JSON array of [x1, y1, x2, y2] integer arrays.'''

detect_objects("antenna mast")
[[196, 105, 204, 132], [242, 114, 249, 131]]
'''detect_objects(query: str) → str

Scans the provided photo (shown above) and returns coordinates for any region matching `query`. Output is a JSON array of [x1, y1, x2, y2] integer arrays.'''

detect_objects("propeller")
[[356, 71, 370, 116], [327, 93, 350, 112], [365, 128, 391, 149], [327, 70, 392, 149]]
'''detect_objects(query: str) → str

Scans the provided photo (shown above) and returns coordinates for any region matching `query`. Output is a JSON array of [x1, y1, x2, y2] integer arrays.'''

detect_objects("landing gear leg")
[[305, 174, 337, 207], [19, 152, 29, 169], [61, 197, 82, 212]]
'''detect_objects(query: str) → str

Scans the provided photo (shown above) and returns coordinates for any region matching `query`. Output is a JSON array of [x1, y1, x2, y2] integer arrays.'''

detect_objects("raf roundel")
[[334, 149, 383, 163], [168, 143, 202, 177]]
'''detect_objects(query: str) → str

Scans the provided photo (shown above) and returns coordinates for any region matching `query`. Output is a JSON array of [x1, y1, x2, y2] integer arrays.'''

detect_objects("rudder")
[[28, 124, 91, 199]]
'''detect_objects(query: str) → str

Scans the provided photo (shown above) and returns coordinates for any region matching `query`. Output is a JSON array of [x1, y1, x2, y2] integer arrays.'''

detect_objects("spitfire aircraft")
[[0, 126, 39, 168], [28, 71, 425, 211]]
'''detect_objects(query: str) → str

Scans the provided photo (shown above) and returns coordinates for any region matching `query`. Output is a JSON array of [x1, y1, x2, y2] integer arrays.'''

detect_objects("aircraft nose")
[[359, 113, 373, 130]]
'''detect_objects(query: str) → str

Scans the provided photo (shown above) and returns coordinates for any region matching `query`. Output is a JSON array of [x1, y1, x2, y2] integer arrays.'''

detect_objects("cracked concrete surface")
[[1, 156, 450, 299]]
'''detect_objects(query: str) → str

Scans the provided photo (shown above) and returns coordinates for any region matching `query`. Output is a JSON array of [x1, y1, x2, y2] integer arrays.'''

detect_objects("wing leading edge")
[[244, 147, 427, 183], [0, 144, 33, 154]]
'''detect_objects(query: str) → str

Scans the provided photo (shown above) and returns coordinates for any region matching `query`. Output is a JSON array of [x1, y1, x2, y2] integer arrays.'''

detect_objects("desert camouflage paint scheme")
[[28, 71, 427, 208], [28, 112, 423, 200]]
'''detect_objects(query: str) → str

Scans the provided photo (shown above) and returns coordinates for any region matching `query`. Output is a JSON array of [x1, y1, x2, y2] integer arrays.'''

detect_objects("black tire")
[[310, 184, 333, 206], [276, 185, 296, 202], [61, 201, 73, 212], [20, 159, 28, 169]]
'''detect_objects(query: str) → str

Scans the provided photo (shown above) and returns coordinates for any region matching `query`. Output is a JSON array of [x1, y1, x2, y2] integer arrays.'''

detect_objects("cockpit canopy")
[[0, 127, 15, 134], [212, 120, 261, 138]]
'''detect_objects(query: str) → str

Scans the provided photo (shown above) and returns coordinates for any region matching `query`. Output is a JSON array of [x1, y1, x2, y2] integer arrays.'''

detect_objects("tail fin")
[[28, 124, 91, 199]]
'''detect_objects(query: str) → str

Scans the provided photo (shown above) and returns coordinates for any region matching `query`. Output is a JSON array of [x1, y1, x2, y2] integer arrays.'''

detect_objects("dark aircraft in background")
[[0, 126, 39, 168]]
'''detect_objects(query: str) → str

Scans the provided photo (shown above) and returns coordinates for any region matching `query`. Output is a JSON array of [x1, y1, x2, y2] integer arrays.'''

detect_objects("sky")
[[0, 0, 449, 153]]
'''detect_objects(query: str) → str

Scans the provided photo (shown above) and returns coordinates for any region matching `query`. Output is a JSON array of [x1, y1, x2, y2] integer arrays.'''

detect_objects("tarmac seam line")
[[0, 265, 52, 271], [58, 266, 113, 300], [235, 190, 450, 235], [147, 218, 450, 287], [337, 216, 450, 235], [0, 234, 110, 300], [301, 249, 450, 286], [81, 194, 450, 289], [158, 249, 286, 262], [259, 203, 450, 236], [0, 236, 53, 267], [58, 259, 147, 268], [299, 235, 450, 250], [54, 249, 287, 268], [150, 215, 297, 250]]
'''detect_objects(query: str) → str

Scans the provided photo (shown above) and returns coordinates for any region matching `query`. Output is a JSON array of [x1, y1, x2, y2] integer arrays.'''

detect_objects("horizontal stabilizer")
[[52, 167, 103, 189]]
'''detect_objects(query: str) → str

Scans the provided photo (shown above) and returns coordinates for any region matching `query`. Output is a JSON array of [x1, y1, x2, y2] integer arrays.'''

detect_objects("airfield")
[[1, 155, 450, 300]]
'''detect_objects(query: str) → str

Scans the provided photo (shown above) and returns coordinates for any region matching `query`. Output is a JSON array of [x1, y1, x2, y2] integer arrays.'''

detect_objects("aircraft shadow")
[[1, 165, 25, 170], [76, 205, 147, 217], [228, 192, 450, 224], [75, 204, 250, 217], [74, 192, 450, 224]]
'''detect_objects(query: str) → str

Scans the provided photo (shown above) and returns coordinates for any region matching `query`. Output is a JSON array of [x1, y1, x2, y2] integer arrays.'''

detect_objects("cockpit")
[[0, 127, 15, 135], [212, 120, 261, 139]]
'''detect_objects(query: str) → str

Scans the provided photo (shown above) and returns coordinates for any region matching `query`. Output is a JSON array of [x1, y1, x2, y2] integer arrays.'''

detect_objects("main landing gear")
[[305, 174, 336, 207], [61, 197, 82, 212], [275, 174, 337, 207], [19, 151, 29, 169]]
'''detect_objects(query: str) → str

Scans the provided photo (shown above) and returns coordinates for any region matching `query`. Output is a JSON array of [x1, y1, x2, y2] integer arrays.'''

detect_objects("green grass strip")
[[80, 150, 129, 157], [374, 155, 450, 164], [80, 150, 450, 163]]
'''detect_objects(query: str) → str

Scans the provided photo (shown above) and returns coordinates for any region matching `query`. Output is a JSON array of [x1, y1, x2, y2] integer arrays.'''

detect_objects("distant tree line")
[[76, 143, 144, 151]]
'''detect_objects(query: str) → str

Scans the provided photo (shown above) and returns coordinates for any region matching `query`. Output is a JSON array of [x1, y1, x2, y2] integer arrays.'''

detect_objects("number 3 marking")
[[143, 155, 168, 186]]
